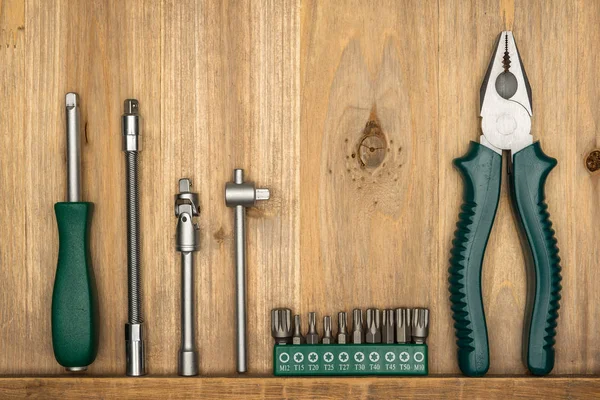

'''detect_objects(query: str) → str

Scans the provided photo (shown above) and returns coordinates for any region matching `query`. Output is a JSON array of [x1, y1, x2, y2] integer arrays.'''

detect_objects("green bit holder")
[[273, 344, 428, 376]]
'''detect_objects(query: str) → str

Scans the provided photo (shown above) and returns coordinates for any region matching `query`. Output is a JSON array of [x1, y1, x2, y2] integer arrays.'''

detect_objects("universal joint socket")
[[122, 99, 141, 152], [225, 168, 270, 373], [175, 178, 200, 376], [125, 323, 145, 376]]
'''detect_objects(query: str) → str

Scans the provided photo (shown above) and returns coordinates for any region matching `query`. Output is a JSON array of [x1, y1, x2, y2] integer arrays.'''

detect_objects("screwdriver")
[[52, 93, 99, 371]]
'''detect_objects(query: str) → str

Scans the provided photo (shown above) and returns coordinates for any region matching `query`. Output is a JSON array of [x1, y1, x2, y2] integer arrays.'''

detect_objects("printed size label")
[[273, 344, 428, 376]]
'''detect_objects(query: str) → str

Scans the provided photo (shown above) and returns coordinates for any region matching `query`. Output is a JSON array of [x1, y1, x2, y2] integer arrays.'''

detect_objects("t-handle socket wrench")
[[225, 168, 270, 373], [175, 178, 200, 376]]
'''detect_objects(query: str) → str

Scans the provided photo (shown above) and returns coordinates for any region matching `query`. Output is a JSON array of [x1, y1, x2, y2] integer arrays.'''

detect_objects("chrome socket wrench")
[[225, 169, 270, 373]]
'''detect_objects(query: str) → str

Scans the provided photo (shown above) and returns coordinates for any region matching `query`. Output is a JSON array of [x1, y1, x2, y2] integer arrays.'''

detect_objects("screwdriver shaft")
[[66, 93, 81, 202]]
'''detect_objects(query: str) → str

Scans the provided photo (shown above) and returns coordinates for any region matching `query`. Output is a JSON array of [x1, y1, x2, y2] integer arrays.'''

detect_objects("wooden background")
[[1, 0, 599, 380]]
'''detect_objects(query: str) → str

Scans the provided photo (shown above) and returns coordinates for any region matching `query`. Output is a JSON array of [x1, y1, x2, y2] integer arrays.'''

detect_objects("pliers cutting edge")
[[449, 31, 562, 377]]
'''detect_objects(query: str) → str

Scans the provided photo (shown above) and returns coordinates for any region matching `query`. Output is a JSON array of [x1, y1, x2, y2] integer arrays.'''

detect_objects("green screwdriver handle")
[[52, 202, 99, 369], [511, 142, 562, 376], [449, 141, 502, 377]]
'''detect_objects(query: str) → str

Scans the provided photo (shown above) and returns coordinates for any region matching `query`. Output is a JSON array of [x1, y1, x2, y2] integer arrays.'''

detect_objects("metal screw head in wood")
[[225, 168, 270, 373]]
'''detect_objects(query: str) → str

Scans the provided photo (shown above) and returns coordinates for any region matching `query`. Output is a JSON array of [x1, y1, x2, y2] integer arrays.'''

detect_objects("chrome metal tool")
[[321, 316, 334, 344], [306, 312, 319, 344], [365, 308, 382, 343], [122, 99, 146, 376], [411, 308, 429, 344], [292, 314, 305, 344], [225, 169, 270, 373], [352, 309, 364, 344], [175, 178, 200, 376], [395, 308, 411, 344], [381, 309, 395, 344], [336, 312, 348, 344]]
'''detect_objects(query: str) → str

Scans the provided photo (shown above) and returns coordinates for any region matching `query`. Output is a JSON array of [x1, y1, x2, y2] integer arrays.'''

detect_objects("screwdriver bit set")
[[271, 308, 429, 376]]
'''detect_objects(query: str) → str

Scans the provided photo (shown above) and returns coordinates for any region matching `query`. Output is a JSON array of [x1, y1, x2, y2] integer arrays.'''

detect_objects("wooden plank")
[[438, 0, 578, 374], [160, 0, 299, 374], [1, 377, 600, 400], [0, 0, 25, 376], [575, 0, 600, 374], [300, 0, 439, 368], [0, 0, 598, 382]]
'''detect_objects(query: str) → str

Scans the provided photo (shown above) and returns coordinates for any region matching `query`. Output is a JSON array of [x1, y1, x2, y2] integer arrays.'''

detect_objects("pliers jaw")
[[480, 31, 533, 158]]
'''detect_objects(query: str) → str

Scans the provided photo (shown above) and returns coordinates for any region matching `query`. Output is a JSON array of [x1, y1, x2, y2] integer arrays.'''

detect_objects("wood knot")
[[357, 120, 387, 168], [585, 150, 600, 173]]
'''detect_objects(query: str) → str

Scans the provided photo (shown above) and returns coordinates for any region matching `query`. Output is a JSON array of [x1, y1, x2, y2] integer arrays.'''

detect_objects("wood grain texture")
[[300, 0, 439, 368], [1, 377, 600, 400], [0, 0, 24, 48], [0, 0, 599, 389]]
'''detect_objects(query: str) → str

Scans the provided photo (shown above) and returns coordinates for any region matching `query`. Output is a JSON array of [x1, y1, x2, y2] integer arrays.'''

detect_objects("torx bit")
[[395, 308, 412, 344], [381, 309, 395, 344], [336, 312, 349, 344], [365, 308, 382, 343], [352, 309, 364, 344], [306, 312, 319, 344], [322, 316, 334, 344], [271, 308, 293, 344], [292, 314, 305, 345], [411, 308, 430, 344]]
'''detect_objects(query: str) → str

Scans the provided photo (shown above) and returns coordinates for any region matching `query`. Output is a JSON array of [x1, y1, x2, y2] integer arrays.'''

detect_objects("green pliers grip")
[[449, 141, 562, 377], [449, 141, 502, 377], [52, 202, 99, 369], [511, 142, 562, 376]]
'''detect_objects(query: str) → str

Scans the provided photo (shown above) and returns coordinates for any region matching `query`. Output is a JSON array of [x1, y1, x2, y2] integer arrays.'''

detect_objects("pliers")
[[449, 31, 562, 377]]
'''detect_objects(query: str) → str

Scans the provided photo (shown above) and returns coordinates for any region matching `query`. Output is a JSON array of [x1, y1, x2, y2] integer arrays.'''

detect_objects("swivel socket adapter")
[[175, 178, 201, 376]]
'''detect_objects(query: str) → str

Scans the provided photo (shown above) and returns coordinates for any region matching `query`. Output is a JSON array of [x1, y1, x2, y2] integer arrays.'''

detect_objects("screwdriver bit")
[[306, 312, 319, 344], [336, 312, 349, 344], [352, 309, 364, 344], [322, 316, 334, 344], [365, 308, 382, 343], [411, 308, 430, 344], [271, 308, 293, 344], [292, 314, 305, 345], [381, 309, 395, 343], [395, 308, 412, 344]]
